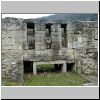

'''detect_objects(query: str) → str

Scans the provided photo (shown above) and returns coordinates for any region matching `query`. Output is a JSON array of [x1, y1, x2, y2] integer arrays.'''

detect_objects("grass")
[[2, 79, 24, 86], [2, 64, 87, 86], [23, 72, 86, 86], [37, 64, 55, 72], [3, 72, 87, 86]]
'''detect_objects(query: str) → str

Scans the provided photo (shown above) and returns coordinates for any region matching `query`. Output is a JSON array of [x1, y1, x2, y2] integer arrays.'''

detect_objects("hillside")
[[39, 13, 98, 22]]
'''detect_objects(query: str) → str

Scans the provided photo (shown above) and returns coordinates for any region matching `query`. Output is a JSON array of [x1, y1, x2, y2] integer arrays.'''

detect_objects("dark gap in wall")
[[45, 23, 53, 49], [45, 23, 52, 35], [61, 24, 67, 47], [24, 61, 33, 73], [67, 63, 74, 71], [54, 64, 62, 72], [37, 64, 62, 73], [61, 24, 67, 33], [27, 22, 35, 49]]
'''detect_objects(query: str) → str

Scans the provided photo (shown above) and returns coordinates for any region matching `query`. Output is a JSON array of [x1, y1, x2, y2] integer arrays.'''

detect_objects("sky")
[[2, 14, 54, 19]]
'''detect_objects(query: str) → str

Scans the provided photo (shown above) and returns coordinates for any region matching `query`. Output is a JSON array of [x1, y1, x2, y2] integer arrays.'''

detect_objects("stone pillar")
[[62, 63, 67, 73], [33, 62, 37, 75], [73, 62, 76, 72]]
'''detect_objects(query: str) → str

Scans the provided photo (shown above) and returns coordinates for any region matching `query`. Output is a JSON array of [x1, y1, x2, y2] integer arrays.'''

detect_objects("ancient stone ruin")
[[1, 17, 98, 82]]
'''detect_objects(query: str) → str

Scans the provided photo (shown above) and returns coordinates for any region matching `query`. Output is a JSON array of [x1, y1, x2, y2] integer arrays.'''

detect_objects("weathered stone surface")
[[1, 17, 98, 82], [35, 33, 45, 42], [73, 42, 83, 48], [35, 42, 45, 50], [35, 23, 45, 31], [51, 24, 61, 32]]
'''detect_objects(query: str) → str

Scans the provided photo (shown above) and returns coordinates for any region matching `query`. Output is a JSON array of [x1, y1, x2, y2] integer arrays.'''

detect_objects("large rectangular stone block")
[[68, 42, 73, 48], [67, 34, 74, 42], [72, 42, 83, 48], [23, 30, 27, 38], [35, 42, 45, 50], [27, 50, 35, 55], [6, 23, 17, 31], [94, 28, 98, 40], [2, 38, 9, 46], [1, 23, 7, 30], [16, 44, 23, 50], [35, 31, 45, 34], [27, 29, 34, 36], [35, 23, 45, 31], [35, 50, 46, 55], [58, 50, 64, 55], [44, 49, 52, 56], [51, 24, 61, 32], [51, 35, 62, 42], [94, 40, 98, 49], [35, 33, 45, 42], [2, 31, 7, 39], [15, 31, 23, 39], [23, 38, 28, 50]]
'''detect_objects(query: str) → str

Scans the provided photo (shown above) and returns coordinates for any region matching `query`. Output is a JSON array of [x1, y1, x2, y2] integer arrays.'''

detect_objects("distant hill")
[[40, 13, 98, 22]]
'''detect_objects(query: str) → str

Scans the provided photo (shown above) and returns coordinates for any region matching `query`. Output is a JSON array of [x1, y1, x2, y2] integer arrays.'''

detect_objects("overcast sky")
[[2, 14, 54, 19]]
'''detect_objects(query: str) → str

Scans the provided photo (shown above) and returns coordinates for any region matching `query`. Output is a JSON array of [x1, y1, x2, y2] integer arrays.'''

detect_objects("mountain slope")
[[40, 13, 98, 22]]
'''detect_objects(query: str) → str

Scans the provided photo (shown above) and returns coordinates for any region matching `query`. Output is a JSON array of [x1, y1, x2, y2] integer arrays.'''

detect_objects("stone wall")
[[1, 17, 98, 82], [72, 21, 98, 75], [2, 17, 24, 81]]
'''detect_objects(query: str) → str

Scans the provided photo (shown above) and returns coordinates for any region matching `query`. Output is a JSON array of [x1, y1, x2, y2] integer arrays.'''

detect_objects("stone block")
[[9, 31, 15, 38], [35, 23, 45, 31], [15, 31, 23, 39], [35, 42, 45, 50], [51, 35, 62, 42], [94, 29, 98, 40], [35, 50, 46, 55], [27, 29, 34, 36], [51, 24, 61, 32], [35, 33, 45, 42], [16, 25, 23, 31], [43, 55, 52, 61], [23, 39, 28, 50], [51, 42, 61, 50], [67, 34, 74, 42], [6, 23, 17, 31], [68, 42, 73, 48], [45, 49, 51, 56], [2, 38, 9, 45], [72, 42, 83, 48], [9, 38, 16, 45], [35, 31, 45, 34], [1, 23, 7, 30], [2, 31, 7, 39]]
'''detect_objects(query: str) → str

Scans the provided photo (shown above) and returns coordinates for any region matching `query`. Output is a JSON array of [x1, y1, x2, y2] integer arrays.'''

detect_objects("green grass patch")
[[2, 79, 23, 86], [2, 72, 87, 86], [37, 64, 55, 72], [2, 64, 87, 86], [23, 72, 86, 86]]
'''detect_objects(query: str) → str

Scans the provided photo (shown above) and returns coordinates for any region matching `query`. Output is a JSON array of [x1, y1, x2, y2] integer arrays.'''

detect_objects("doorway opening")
[[37, 64, 63, 73], [67, 63, 75, 72], [54, 64, 62, 72], [24, 61, 33, 73]]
